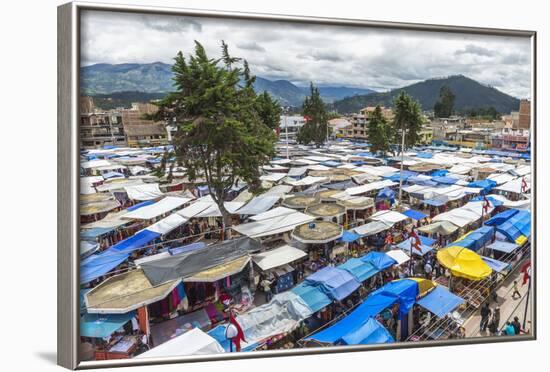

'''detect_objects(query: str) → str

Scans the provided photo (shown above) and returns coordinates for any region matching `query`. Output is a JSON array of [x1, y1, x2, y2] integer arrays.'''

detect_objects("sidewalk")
[[463, 267, 532, 337]]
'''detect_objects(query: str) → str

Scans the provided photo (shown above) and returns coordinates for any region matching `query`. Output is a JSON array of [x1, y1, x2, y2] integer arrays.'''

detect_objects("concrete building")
[[491, 128, 530, 151], [121, 103, 169, 147], [80, 97, 126, 148], [518, 99, 531, 129], [329, 118, 353, 138]]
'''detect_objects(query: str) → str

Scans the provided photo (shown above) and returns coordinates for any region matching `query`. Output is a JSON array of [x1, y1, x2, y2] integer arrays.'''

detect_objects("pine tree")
[[392, 91, 424, 149], [149, 41, 278, 231], [367, 106, 393, 156], [297, 83, 329, 147], [434, 85, 455, 118]]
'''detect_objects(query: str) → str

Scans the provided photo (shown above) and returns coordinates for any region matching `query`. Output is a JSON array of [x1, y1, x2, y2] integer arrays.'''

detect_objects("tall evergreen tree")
[[433, 85, 455, 118], [367, 106, 393, 156], [255, 91, 282, 130], [149, 41, 278, 231], [297, 83, 329, 147], [392, 90, 424, 149]]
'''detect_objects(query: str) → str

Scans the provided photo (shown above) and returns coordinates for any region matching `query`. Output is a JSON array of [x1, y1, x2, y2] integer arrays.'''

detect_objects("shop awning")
[[124, 183, 164, 201], [354, 220, 393, 236], [80, 311, 136, 338], [417, 221, 459, 236], [184, 256, 251, 283], [122, 196, 191, 220], [338, 258, 379, 282], [401, 209, 427, 221], [482, 256, 511, 273], [340, 317, 394, 345], [416, 285, 464, 318], [141, 237, 261, 286], [305, 267, 361, 301], [136, 328, 225, 358], [370, 210, 409, 225], [437, 246, 492, 280], [362, 251, 397, 271], [85, 269, 182, 314], [339, 230, 362, 243], [486, 241, 518, 254], [252, 245, 307, 271], [386, 249, 410, 265], [291, 283, 332, 312], [236, 195, 280, 215], [233, 211, 315, 238]]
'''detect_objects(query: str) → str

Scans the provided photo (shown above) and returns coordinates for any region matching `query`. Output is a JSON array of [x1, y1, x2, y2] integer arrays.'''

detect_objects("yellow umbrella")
[[408, 277, 437, 297], [437, 246, 492, 281]]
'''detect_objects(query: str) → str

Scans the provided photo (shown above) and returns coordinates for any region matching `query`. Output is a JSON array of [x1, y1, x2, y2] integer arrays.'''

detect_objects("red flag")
[[229, 312, 246, 352], [520, 261, 531, 285], [303, 115, 312, 122], [483, 195, 491, 214], [521, 177, 528, 193], [410, 228, 423, 253], [384, 232, 393, 245]]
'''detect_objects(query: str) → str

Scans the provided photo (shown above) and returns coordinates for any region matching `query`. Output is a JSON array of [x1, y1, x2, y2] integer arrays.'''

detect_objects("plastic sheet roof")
[[233, 211, 315, 238], [354, 220, 393, 236], [80, 312, 136, 338], [124, 183, 164, 201], [253, 245, 307, 271], [416, 285, 464, 317], [236, 195, 280, 215], [305, 266, 361, 301], [136, 328, 225, 358], [122, 196, 191, 220]]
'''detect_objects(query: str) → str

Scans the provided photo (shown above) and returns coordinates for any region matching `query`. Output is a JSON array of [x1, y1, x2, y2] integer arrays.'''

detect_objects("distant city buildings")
[[279, 115, 307, 142], [79, 97, 169, 148]]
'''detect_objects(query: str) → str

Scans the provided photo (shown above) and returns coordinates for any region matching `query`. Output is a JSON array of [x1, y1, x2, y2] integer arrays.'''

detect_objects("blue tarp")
[[305, 267, 361, 301], [369, 279, 419, 315], [431, 169, 449, 177], [432, 176, 459, 185], [407, 176, 438, 187], [452, 226, 494, 252], [376, 187, 396, 200], [338, 258, 379, 282], [362, 251, 397, 271], [482, 256, 511, 273], [497, 210, 531, 244], [470, 195, 504, 207], [169, 242, 207, 256], [416, 152, 433, 159], [339, 230, 362, 243], [321, 160, 341, 167], [305, 292, 397, 344], [386, 171, 418, 182], [80, 311, 136, 338], [468, 179, 497, 193], [291, 283, 332, 312], [423, 198, 447, 207], [484, 209, 519, 226], [340, 317, 394, 345], [80, 230, 161, 283], [402, 209, 427, 221], [127, 200, 156, 211], [416, 286, 464, 317]]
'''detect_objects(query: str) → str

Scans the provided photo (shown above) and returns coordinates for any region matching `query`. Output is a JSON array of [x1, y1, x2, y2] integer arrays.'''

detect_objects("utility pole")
[[285, 113, 289, 159], [398, 127, 407, 205], [523, 269, 531, 330]]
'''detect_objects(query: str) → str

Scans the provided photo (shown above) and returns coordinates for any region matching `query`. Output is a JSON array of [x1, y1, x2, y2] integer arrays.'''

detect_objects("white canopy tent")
[[370, 210, 409, 225], [233, 211, 315, 238], [124, 183, 164, 201], [122, 196, 191, 220], [249, 206, 296, 221], [237, 195, 280, 215], [386, 249, 410, 265], [252, 245, 307, 271], [135, 328, 225, 358], [146, 213, 188, 235], [341, 179, 397, 196]]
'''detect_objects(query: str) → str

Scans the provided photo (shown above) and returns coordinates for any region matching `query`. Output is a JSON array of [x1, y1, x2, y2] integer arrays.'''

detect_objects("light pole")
[[398, 127, 407, 205]]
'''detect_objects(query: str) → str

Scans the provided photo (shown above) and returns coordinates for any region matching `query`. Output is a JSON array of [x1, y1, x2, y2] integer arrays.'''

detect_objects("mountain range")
[[80, 62, 376, 106], [81, 63, 520, 114], [331, 75, 520, 114]]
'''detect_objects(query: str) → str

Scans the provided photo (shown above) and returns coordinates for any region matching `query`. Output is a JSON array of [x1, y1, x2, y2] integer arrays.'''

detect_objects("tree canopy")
[[297, 83, 329, 147], [392, 90, 424, 149], [149, 41, 279, 228], [367, 106, 393, 156], [433, 85, 455, 118]]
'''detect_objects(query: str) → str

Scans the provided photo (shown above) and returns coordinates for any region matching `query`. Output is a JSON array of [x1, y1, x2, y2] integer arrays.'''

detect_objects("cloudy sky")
[[81, 10, 532, 98]]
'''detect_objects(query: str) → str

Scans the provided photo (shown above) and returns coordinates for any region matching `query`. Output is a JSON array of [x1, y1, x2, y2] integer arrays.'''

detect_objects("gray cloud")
[[455, 44, 496, 57], [80, 10, 532, 98]]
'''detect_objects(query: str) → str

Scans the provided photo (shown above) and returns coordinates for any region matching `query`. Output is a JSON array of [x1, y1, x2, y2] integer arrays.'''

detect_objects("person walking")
[[512, 316, 522, 335], [511, 280, 522, 299], [480, 303, 492, 332]]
